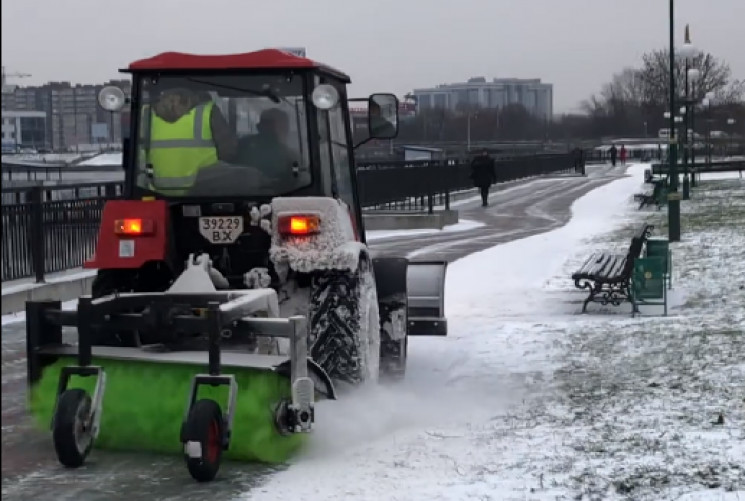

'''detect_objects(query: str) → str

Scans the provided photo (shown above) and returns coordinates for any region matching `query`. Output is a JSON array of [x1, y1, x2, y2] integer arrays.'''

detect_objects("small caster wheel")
[[52, 388, 95, 468], [273, 399, 293, 436], [182, 399, 224, 482]]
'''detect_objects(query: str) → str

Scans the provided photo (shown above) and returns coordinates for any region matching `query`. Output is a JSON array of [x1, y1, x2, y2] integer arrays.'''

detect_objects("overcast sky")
[[2, 0, 744, 114]]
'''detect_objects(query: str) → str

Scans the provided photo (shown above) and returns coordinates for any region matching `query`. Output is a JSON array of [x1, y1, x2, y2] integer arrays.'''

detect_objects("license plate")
[[198, 216, 244, 244]]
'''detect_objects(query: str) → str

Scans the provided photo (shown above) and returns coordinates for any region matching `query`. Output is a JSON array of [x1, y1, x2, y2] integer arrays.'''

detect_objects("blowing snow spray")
[[29, 357, 307, 462]]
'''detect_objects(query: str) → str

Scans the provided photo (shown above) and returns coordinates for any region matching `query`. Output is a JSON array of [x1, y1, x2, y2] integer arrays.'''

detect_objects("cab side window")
[[326, 105, 355, 210]]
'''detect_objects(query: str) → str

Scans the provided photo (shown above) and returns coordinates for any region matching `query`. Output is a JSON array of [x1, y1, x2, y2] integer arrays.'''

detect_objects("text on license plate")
[[198, 216, 244, 244]]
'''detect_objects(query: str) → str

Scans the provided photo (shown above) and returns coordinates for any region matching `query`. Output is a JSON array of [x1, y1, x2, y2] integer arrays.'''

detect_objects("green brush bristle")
[[28, 357, 307, 463]]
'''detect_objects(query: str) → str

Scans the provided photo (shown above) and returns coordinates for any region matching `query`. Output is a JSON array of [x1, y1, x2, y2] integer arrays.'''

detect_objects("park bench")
[[634, 179, 666, 209], [571, 224, 654, 313]]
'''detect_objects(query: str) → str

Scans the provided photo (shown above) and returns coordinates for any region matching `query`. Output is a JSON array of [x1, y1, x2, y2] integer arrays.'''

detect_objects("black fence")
[[357, 153, 576, 212], [1, 154, 575, 282], [651, 159, 745, 175], [1, 183, 123, 283]]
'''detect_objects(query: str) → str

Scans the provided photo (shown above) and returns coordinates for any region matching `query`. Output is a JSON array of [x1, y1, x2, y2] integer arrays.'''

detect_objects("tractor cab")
[[93, 49, 399, 287]]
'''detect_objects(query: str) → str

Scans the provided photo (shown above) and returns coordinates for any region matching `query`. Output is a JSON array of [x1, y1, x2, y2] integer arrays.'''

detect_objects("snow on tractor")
[[25, 49, 447, 482]]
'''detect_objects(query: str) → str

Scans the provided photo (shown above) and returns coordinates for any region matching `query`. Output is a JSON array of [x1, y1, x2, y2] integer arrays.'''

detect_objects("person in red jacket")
[[619, 144, 627, 165]]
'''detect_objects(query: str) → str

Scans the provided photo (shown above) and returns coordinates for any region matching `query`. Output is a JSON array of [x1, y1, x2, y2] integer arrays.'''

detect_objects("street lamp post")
[[726, 118, 737, 157], [667, 0, 681, 242], [702, 91, 716, 172], [679, 24, 700, 199], [466, 111, 478, 152], [687, 67, 701, 188]]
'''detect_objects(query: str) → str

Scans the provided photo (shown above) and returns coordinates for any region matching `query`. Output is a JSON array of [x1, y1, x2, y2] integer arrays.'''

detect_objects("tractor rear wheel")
[[309, 256, 380, 387]]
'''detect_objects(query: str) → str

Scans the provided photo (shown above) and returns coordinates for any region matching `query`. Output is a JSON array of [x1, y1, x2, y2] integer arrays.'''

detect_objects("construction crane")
[[1, 66, 32, 89]]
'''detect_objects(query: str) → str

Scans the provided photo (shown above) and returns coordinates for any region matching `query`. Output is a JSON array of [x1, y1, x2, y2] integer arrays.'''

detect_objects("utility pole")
[[668, 0, 681, 242]]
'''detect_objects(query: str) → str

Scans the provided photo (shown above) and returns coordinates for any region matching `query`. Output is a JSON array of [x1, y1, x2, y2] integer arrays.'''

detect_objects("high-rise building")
[[1, 110, 46, 151], [411, 77, 553, 120], [1, 79, 131, 151]]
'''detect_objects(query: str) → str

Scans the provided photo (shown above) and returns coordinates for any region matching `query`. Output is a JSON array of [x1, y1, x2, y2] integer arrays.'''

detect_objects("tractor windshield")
[[134, 73, 311, 198]]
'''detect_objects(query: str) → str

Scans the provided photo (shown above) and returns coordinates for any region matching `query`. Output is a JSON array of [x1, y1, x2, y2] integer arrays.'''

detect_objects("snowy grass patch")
[[247, 168, 744, 501]]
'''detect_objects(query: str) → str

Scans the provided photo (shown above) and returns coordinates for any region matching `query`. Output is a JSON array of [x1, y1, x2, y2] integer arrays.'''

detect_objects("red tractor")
[[26, 49, 447, 481]]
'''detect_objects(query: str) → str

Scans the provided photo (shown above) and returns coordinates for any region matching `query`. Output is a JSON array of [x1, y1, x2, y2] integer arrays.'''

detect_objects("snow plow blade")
[[406, 260, 448, 336]]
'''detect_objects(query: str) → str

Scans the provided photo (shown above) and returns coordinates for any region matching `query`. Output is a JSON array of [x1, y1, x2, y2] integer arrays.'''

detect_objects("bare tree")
[[638, 49, 740, 105]]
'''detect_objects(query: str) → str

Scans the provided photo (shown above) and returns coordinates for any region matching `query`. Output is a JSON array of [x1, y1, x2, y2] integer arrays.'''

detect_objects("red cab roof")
[[124, 49, 350, 81]]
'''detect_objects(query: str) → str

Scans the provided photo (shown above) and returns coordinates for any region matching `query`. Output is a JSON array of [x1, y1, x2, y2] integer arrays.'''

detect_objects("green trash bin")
[[631, 256, 668, 317], [645, 238, 672, 289], [655, 182, 668, 207]]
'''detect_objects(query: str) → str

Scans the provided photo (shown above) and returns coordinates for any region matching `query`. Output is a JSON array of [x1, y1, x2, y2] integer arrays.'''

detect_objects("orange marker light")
[[278, 214, 321, 235], [114, 218, 154, 235]]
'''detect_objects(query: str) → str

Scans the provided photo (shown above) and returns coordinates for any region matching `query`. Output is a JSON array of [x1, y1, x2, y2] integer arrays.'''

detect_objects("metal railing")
[[358, 153, 576, 212], [1, 153, 576, 283], [1, 183, 123, 282], [651, 159, 745, 176]]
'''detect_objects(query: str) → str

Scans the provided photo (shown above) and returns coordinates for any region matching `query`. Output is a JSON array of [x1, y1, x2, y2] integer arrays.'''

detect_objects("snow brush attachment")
[[28, 358, 307, 464], [25, 294, 325, 482]]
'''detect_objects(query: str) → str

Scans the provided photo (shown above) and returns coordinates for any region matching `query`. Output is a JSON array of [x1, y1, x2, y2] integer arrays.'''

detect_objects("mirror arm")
[[353, 136, 373, 150]]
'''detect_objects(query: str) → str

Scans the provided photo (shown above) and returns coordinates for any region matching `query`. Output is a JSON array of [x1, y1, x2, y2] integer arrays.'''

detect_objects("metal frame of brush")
[[26, 293, 330, 445]]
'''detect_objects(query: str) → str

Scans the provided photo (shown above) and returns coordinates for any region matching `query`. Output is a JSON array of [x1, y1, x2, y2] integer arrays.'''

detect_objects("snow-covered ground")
[[1, 153, 83, 164], [248, 164, 744, 501], [77, 152, 123, 166], [366, 219, 485, 242], [1, 268, 95, 297]]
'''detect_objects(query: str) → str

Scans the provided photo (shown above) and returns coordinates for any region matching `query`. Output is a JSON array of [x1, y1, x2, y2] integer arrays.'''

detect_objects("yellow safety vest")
[[139, 102, 218, 195]]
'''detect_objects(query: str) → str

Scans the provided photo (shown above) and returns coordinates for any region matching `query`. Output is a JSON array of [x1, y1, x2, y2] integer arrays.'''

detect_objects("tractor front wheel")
[[182, 399, 224, 482], [52, 388, 95, 468]]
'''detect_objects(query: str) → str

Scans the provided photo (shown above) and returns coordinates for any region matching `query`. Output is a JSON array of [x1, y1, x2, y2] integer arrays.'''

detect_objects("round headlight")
[[312, 84, 340, 110], [98, 86, 126, 112]]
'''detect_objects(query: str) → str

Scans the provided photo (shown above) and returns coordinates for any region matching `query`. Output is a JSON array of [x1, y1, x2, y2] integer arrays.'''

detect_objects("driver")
[[237, 107, 300, 179], [143, 87, 238, 194]]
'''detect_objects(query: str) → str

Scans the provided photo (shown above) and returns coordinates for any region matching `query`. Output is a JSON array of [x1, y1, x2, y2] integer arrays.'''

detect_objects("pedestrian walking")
[[469, 149, 496, 207]]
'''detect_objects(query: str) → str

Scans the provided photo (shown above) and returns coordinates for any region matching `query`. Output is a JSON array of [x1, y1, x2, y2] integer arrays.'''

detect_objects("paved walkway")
[[370, 162, 628, 262], [1, 162, 628, 500]]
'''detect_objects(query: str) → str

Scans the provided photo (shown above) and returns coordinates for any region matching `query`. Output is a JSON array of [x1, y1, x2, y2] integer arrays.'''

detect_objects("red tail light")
[[278, 214, 321, 236], [114, 218, 155, 235]]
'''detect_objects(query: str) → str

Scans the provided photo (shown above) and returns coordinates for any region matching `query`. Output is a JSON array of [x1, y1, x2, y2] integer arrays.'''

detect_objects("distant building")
[[1, 110, 46, 151], [411, 77, 554, 120], [2, 79, 131, 151]]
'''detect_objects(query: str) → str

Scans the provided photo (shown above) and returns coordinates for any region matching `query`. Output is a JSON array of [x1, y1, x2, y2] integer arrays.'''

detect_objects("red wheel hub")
[[206, 420, 220, 463]]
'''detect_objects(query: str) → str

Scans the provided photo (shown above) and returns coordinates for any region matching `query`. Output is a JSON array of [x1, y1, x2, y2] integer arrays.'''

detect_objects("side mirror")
[[367, 93, 399, 140]]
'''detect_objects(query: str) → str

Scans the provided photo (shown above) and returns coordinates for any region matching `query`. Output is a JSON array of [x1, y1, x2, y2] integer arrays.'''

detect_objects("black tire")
[[52, 388, 95, 468], [182, 399, 224, 483], [309, 256, 380, 386], [379, 302, 408, 382]]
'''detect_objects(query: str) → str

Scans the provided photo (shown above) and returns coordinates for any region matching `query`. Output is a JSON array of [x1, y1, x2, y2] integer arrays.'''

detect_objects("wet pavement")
[[1, 163, 627, 500]]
